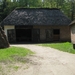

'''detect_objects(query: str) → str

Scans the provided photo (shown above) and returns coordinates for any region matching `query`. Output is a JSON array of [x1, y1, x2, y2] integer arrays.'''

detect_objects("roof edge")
[[69, 20, 75, 26]]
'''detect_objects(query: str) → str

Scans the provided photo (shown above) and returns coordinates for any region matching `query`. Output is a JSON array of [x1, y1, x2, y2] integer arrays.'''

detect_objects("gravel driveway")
[[9, 44, 75, 75]]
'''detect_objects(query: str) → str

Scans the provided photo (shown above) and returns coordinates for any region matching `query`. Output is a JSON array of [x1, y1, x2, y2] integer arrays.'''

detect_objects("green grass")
[[39, 42, 75, 54], [13, 66, 20, 71], [0, 47, 34, 62]]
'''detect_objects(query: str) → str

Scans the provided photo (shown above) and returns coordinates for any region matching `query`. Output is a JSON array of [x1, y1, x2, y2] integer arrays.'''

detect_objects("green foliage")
[[0, 0, 75, 21], [0, 47, 34, 61], [40, 42, 75, 54], [13, 66, 20, 71]]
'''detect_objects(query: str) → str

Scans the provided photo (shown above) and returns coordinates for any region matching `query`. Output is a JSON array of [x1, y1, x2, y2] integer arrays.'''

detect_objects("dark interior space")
[[53, 29, 60, 35], [53, 29, 60, 41], [16, 29, 32, 42]]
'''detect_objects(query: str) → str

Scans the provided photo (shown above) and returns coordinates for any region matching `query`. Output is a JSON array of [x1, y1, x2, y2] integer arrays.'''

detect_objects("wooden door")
[[7, 29, 16, 43], [46, 29, 52, 41], [32, 29, 40, 42]]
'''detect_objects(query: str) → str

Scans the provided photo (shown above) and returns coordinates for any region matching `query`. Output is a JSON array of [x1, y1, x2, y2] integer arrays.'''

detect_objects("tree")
[[71, 0, 75, 20], [0, 0, 75, 21], [0, 0, 7, 22]]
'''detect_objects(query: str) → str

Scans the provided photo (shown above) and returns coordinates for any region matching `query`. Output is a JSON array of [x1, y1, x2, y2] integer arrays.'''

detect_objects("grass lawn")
[[0, 47, 34, 62], [39, 42, 75, 54]]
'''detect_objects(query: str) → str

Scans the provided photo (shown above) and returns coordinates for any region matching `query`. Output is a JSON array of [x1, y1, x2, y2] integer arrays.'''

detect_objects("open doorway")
[[15, 26, 32, 42], [53, 29, 60, 41]]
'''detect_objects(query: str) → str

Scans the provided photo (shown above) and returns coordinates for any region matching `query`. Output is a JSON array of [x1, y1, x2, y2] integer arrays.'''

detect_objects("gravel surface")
[[9, 44, 75, 75]]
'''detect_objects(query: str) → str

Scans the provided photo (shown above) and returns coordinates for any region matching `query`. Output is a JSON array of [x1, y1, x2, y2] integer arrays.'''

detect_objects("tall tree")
[[0, 0, 75, 22], [0, 0, 7, 22], [71, 0, 75, 20]]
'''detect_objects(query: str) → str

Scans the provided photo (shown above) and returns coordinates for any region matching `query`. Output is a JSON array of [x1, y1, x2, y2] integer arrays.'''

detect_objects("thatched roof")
[[69, 20, 75, 25], [1, 8, 71, 26]]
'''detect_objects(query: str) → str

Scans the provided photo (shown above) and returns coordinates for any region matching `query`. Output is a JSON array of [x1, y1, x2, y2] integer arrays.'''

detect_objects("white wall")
[[4, 25, 15, 39], [71, 25, 75, 44]]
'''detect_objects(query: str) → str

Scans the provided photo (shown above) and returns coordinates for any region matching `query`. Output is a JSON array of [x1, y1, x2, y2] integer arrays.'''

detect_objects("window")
[[53, 29, 60, 35]]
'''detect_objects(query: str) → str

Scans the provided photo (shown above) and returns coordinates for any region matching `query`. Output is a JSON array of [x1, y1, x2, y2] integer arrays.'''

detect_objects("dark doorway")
[[15, 26, 32, 42], [53, 29, 60, 41]]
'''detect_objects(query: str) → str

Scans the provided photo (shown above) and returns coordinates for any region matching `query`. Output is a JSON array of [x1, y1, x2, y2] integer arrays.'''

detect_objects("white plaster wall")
[[4, 25, 15, 39], [40, 28, 46, 41], [71, 25, 75, 44]]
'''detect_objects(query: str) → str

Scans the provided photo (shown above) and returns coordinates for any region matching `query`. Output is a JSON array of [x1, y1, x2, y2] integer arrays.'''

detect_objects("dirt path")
[[8, 44, 75, 75]]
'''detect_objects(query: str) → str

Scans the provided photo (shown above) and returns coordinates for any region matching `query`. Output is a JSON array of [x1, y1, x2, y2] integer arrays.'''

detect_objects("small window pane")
[[53, 29, 60, 35]]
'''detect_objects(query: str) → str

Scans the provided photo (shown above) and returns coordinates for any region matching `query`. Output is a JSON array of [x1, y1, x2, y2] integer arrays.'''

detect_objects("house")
[[1, 8, 71, 43], [70, 20, 75, 49]]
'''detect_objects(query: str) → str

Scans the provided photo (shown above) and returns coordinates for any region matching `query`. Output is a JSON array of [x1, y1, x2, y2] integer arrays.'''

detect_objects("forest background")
[[0, 0, 75, 22]]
